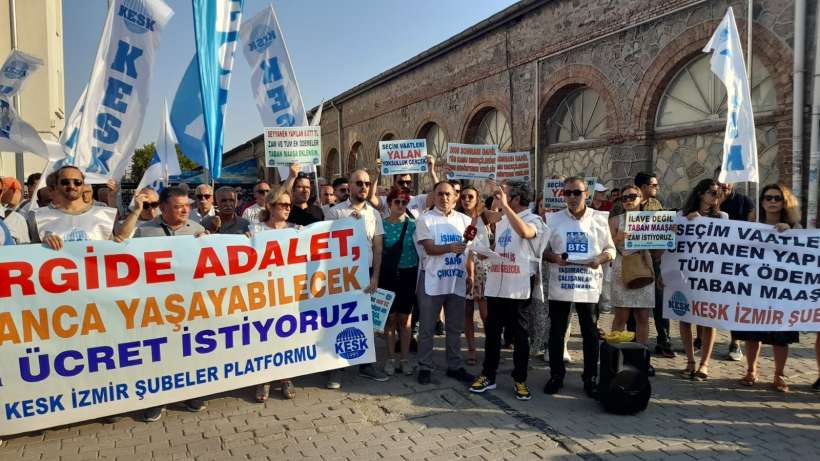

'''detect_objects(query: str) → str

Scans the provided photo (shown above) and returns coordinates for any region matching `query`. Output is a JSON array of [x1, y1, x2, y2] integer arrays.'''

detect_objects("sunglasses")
[[255, 189, 270, 195], [621, 193, 639, 202], [270, 202, 291, 209], [142, 201, 160, 210], [460, 194, 476, 200], [355, 181, 371, 188], [59, 178, 83, 187], [563, 189, 585, 197], [392, 199, 408, 206], [763, 194, 783, 202], [396, 180, 412, 187], [196, 194, 212, 199]]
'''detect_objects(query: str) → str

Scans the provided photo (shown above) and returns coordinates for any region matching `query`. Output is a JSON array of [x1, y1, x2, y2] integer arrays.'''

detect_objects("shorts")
[[386, 266, 418, 316]]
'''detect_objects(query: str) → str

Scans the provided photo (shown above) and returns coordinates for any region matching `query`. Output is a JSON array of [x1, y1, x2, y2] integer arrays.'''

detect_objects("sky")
[[62, 0, 520, 154]]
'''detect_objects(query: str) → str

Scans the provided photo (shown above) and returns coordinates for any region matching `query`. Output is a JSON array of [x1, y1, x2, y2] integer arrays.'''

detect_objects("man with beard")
[[203, 186, 251, 234], [288, 174, 324, 225]]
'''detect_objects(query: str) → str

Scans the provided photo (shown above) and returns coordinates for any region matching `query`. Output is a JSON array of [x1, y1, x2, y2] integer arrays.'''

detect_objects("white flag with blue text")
[[135, 100, 181, 194], [0, 50, 49, 157], [240, 4, 316, 178], [71, 0, 173, 184], [703, 7, 758, 184]]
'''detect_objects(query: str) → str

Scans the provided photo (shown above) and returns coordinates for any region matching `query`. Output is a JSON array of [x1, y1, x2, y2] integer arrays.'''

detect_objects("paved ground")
[[4, 313, 820, 460]]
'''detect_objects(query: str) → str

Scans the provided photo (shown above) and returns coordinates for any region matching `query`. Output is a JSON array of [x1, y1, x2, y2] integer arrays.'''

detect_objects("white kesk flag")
[[703, 7, 758, 184], [71, 0, 173, 183], [0, 50, 49, 157], [134, 100, 181, 195], [240, 4, 315, 179]]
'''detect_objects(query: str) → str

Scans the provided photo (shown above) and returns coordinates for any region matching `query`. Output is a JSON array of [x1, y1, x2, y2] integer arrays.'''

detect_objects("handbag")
[[620, 250, 654, 289], [378, 219, 409, 289]]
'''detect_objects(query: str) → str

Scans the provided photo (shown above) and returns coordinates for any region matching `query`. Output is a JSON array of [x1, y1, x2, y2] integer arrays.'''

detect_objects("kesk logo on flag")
[[0, 50, 49, 157], [703, 7, 758, 184], [240, 4, 316, 178], [70, 0, 173, 183]]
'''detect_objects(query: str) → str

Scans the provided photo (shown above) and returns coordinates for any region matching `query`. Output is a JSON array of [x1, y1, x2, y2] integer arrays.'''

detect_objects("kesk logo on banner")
[[70, 0, 174, 183], [446, 143, 496, 181], [661, 217, 820, 331], [379, 139, 427, 175], [0, 218, 374, 435], [264, 126, 321, 167], [495, 151, 531, 182], [703, 8, 758, 184]]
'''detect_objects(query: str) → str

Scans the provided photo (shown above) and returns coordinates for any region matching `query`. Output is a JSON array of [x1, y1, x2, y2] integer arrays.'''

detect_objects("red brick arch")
[[537, 64, 622, 143], [460, 96, 512, 145], [630, 20, 793, 138]]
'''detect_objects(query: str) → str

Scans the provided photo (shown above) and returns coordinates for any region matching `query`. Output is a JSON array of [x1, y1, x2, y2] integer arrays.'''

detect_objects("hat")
[[593, 182, 608, 193]]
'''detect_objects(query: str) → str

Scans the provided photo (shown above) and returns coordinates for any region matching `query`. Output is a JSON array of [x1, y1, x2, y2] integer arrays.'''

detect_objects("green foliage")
[[128, 143, 199, 182]]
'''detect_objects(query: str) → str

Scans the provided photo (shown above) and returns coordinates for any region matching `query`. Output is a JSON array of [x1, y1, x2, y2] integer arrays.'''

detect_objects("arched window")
[[347, 142, 362, 173], [381, 133, 395, 142], [547, 87, 608, 144], [418, 122, 448, 193], [326, 148, 340, 179], [470, 108, 512, 151], [655, 54, 775, 128]]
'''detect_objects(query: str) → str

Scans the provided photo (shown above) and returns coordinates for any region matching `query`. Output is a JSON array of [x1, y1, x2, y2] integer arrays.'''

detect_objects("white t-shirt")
[[190, 206, 215, 223], [34, 205, 117, 242], [325, 199, 384, 268], [378, 194, 428, 219], [242, 203, 264, 223], [483, 209, 547, 299], [545, 208, 616, 303], [415, 207, 471, 297]]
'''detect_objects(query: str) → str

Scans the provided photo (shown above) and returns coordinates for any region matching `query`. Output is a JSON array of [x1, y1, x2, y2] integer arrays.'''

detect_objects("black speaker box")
[[598, 341, 651, 415]]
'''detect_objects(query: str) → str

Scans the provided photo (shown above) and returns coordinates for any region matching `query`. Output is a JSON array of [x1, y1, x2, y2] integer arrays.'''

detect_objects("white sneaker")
[[728, 344, 743, 362], [563, 350, 572, 363], [384, 359, 396, 376]]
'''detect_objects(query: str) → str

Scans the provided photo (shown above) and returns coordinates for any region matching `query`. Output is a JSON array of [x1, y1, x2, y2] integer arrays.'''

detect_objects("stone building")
[[227, 0, 816, 219]]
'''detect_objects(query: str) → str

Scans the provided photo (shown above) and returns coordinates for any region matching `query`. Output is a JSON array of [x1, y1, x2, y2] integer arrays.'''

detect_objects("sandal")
[[693, 365, 709, 382], [773, 375, 789, 393], [739, 370, 758, 386], [280, 380, 295, 400], [255, 383, 270, 403], [679, 361, 696, 379]]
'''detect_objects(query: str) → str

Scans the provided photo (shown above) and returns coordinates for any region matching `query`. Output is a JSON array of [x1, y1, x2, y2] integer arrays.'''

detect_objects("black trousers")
[[548, 300, 598, 381], [482, 297, 531, 383]]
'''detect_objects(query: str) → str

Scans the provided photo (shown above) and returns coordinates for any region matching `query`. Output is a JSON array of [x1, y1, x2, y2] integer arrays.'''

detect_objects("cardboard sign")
[[264, 126, 322, 167], [625, 211, 677, 250], [495, 151, 531, 182], [446, 143, 497, 180], [379, 139, 428, 175]]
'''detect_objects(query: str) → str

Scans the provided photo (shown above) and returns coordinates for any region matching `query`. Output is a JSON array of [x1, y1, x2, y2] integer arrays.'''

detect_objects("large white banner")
[[0, 219, 374, 435], [71, 0, 173, 183], [662, 217, 820, 331], [704, 8, 758, 184]]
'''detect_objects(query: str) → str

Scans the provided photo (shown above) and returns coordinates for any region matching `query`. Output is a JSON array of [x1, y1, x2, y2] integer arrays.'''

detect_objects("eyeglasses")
[[563, 189, 585, 197], [196, 194, 212, 200], [763, 194, 783, 202], [355, 181, 371, 188], [59, 178, 83, 187], [142, 201, 160, 210], [396, 180, 412, 187], [255, 189, 270, 195], [392, 199, 408, 206], [270, 202, 292, 209], [621, 194, 639, 202]]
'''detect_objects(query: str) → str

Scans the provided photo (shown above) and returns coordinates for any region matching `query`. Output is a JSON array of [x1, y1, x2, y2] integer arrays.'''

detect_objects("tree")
[[127, 143, 198, 183]]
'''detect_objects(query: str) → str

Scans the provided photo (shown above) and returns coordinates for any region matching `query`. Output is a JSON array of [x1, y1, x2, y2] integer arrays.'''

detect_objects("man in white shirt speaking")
[[469, 181, 546, 401], [415, 181, 474, 385], [542, 176, 615, 398]]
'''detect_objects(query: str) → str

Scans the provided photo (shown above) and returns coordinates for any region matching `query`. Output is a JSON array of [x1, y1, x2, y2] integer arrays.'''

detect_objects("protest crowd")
[[1, 153, 819, 443]]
